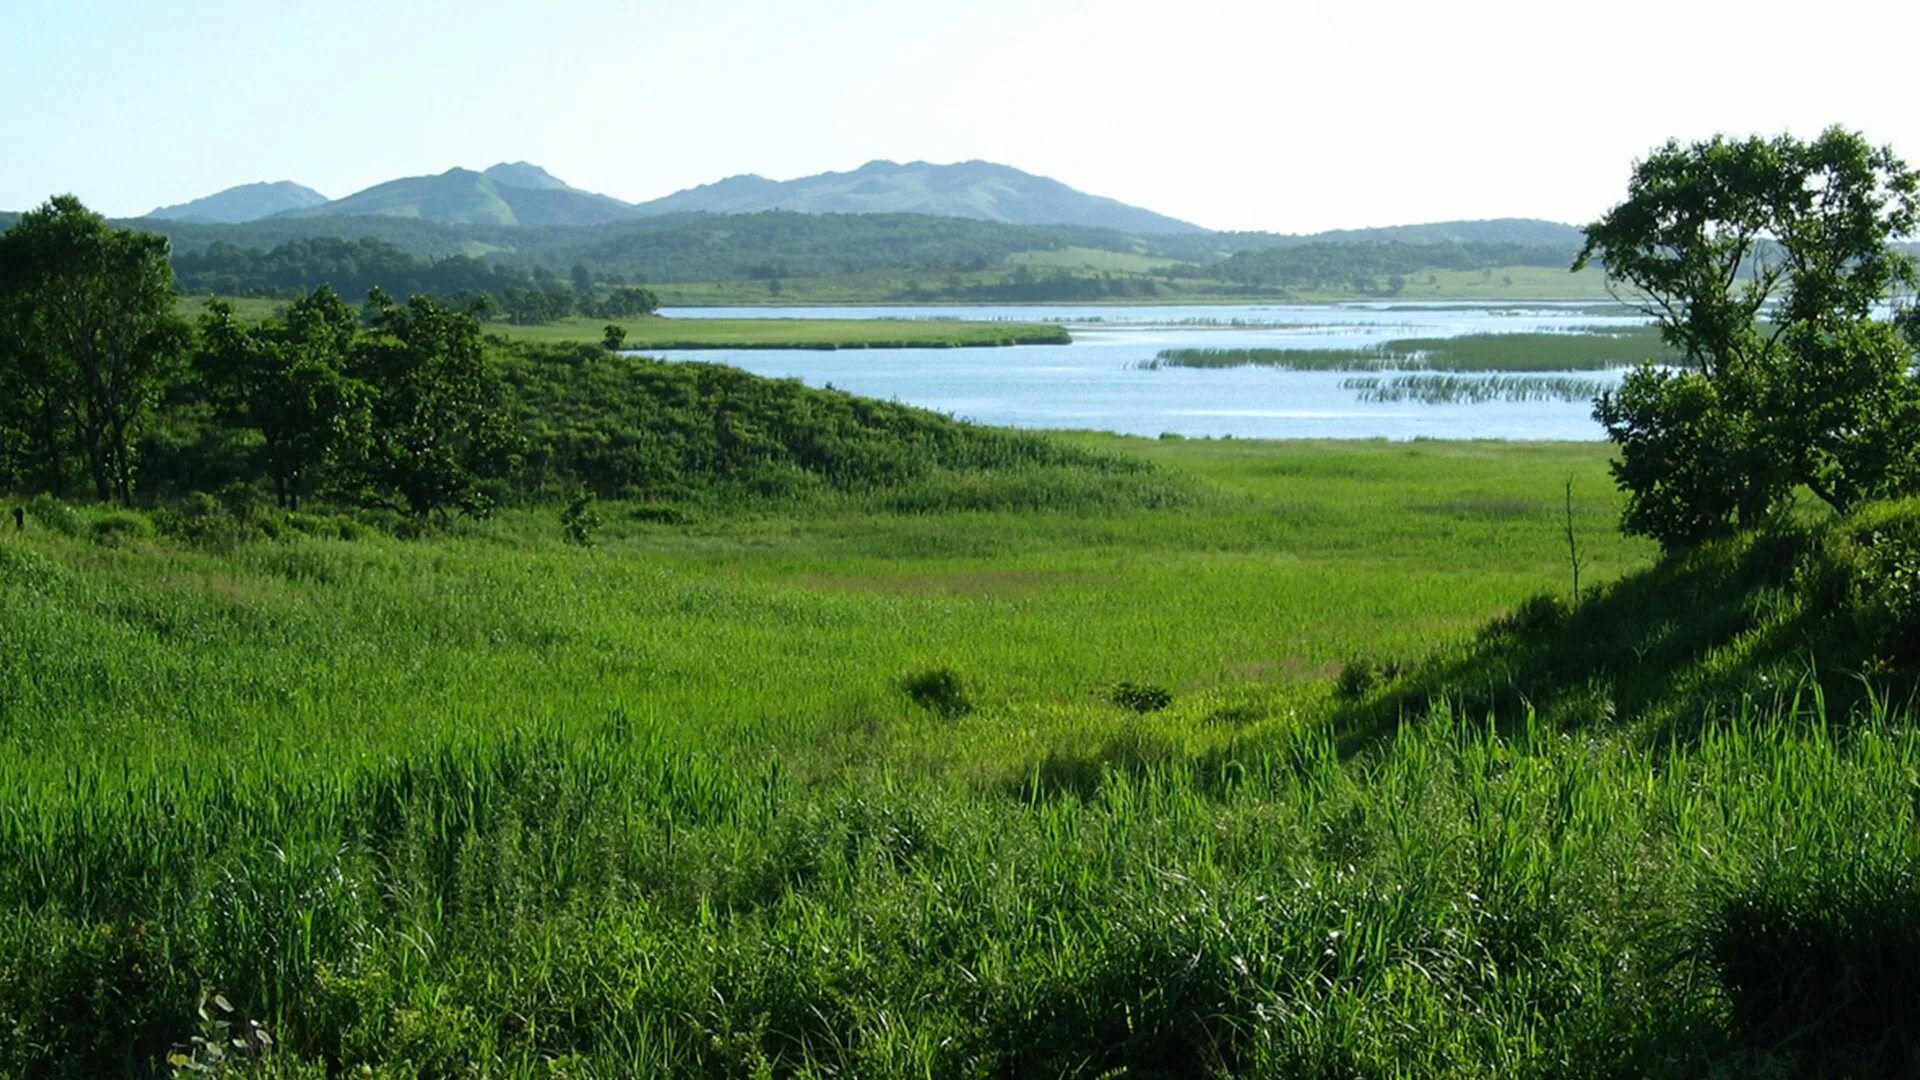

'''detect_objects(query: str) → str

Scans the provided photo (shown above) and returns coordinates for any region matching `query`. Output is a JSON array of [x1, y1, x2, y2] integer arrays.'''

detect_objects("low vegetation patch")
[[495, 315, 1071, 350], [1147, 328, 1676, 372], [1342, 373, 1611, 405]]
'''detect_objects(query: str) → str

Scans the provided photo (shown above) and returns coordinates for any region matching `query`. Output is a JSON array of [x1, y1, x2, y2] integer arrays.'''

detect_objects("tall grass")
[[1148, 328, 1678, 373], [1343, 373, 1611, 404], [6, 440, 1916, 1074]]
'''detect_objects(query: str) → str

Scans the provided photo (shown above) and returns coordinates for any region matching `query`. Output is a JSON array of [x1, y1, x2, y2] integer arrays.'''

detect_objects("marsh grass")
[[1343, 373, 1612, 404], [5, 440, 1917, 1075], [1148, 327, 1678, 373]]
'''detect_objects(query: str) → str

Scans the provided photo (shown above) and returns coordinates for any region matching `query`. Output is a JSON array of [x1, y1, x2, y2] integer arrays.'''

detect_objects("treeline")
[[123, 208, 1598, 297], [903, 267, 1166, 302], [172, 236, 660, 324], [2, 196, 1163, 521], [147, 210, 1149, 285], [1200, 241, 1578, 292]]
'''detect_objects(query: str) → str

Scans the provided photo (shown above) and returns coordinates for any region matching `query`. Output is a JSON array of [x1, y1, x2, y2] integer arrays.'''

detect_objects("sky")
[[6, 0, 1919, 234]]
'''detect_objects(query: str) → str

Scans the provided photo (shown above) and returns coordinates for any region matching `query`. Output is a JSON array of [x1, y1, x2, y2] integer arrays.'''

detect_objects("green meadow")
[[173, 297, 1071, 350], [644, 263, 1619, 307], [9, 427, 1920, 1076], [493, 315, 1069, 349]]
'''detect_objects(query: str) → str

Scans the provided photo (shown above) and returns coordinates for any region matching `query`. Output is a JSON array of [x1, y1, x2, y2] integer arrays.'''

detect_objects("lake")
[[648, 303, 1652, 440]]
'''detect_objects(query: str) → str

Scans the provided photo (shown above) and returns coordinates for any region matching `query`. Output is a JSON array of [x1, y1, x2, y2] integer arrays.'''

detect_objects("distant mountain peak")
[[483, 162, 571, 191], [146, 180, 329, 224], [272, 164, 633, 227]]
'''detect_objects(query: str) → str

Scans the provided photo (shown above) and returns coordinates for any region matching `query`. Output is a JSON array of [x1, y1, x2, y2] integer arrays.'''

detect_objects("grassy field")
[[493, 315, 1069, 349], [7, 434, 1918, 1075], [175, 297, 1070, 349], [647, 263, 1619, 307]]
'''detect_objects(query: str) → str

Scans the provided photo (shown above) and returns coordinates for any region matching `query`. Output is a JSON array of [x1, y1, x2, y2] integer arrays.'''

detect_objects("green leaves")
[[1579, 128, 1920, 549], [345, 292, 516, 519], [0, 196, 189, 502], [195, 287, 367, 510]]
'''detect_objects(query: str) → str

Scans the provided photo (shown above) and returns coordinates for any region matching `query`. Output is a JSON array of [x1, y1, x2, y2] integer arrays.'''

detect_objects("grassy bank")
[[7, 435, 1919, 1075], [493, 315, 1070, 349], [176, 296, 1071, 349], [646, 264, 1619, 307]]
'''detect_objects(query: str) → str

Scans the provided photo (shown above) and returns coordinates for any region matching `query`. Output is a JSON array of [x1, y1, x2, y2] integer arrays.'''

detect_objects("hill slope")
[[145, 180, 329, 223], [633, 159, 1205, 235], [279, 166, 635, 227], [1336, 497, 1920, 750]]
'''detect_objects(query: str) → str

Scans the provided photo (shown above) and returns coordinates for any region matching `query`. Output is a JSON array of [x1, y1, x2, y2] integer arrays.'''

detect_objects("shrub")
[[152, 492, 249, 549], [560, 486, 601, 547], [87, 511, 153, 547], [25, 494, 81, 536], [1335, 656, 1379, 700], [903, 667, 971, 717], [1489, 592, 1567, 639], [1109, 681, 1172, 713]]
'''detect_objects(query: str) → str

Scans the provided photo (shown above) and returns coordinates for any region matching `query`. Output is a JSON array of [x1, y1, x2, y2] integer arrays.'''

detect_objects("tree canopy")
[[0, 195, 189, 502], [1576, 128, 1920, 549]]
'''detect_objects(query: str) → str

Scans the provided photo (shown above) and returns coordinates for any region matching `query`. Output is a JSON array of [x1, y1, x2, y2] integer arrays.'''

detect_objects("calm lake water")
[[648, 303, 1651, 440]]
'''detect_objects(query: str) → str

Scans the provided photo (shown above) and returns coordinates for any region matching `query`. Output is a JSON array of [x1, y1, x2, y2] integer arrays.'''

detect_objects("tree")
[[597, 286, 659, 319], [343, 290, 515, 518], [1575, 128, 1920, 549], [196, 287, 365, 509], [0, 196, 188, 502]]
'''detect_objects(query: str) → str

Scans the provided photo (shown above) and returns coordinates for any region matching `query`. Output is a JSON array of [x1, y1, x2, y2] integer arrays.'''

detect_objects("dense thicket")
[[171, 237, 659, 324]]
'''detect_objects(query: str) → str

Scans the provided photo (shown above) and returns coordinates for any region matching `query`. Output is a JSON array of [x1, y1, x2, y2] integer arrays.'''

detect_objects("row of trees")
[[171, 236, 660, 325], [1203, 240, 1574, 292], [0, 197, 514, 516], [1579, 127, 1920, 549]]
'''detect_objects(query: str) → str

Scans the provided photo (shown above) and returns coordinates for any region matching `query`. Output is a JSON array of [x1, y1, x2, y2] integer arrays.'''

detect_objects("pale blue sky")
[[6, 0, 1918, 232]]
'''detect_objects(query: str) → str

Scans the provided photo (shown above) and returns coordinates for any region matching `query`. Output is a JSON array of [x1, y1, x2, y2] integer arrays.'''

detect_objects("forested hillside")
[[151, 209, 1588, 306]]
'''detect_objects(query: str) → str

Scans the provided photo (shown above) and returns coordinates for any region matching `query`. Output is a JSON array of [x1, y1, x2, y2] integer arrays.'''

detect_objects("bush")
[[1489, 592, 1567, 639], [25, 494, 81, 536], [903, 667, 971, 718], [87, 511, 153, 547], [1109, 681, 1173, 713], [152, 493, 254, 550], [560, 486, 601, 547], [1335, 656, 1379, 700]]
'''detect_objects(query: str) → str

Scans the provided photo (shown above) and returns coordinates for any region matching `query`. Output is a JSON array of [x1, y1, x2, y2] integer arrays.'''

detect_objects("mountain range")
[[137, 160, 1205, 234], [630, 160, 1203, 234]]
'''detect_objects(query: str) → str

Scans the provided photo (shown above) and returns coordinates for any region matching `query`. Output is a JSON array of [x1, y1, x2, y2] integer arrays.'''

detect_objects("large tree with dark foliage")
[[1576, 128, 1920, 549], [342, 290, 515, 518], [196, 287, 365, 509], [0, 195, 188, 502]]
